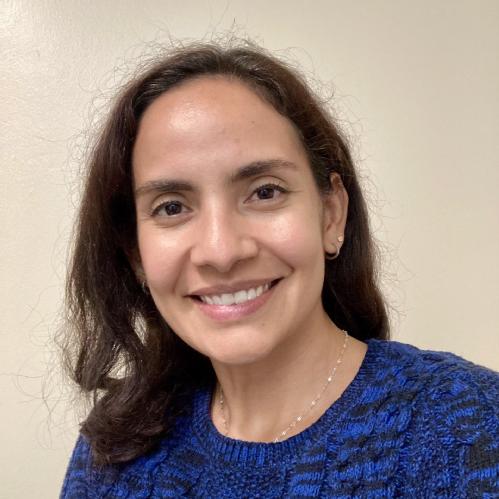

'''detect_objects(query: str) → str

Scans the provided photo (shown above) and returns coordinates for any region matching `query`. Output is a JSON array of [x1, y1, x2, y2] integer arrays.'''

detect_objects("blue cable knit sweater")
[[61, 339, 499, 498]]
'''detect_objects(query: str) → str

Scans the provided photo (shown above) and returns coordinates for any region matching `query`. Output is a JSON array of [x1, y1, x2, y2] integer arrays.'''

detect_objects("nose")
[[190, 204, 259, 273]]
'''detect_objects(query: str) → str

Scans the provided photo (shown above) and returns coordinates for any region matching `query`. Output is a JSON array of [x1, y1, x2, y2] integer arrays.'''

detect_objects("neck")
[[209, 310, 349, 442]]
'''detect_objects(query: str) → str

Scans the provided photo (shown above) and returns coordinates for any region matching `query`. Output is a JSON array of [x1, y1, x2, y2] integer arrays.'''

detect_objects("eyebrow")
[[134, 159, 298, 198]]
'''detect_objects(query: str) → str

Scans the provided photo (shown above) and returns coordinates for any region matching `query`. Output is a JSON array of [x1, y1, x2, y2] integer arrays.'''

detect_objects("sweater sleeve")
[[430, 359, 499, 497], [60, 435, 98, 499]]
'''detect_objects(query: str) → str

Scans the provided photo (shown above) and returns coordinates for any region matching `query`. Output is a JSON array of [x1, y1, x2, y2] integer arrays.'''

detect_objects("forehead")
[[132, 76, 309, 184]]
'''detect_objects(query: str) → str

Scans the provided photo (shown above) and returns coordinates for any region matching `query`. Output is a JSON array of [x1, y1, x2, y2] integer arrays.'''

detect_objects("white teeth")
[[199, 282, 273, 305], [221, 293, 234, 305], [234, 290, 248, 304]]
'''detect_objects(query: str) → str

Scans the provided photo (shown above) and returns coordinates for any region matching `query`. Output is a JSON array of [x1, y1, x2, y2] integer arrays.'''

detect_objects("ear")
[[322, 173, 348, 255]]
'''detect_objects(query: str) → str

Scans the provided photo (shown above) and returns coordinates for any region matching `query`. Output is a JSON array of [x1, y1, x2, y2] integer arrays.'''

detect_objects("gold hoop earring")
[[325, 235, 344, 260], [325, 243, 340, 260]]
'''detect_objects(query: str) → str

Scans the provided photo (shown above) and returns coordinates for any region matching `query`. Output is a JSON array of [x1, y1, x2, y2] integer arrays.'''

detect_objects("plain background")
[[1, 1, 498, 496]]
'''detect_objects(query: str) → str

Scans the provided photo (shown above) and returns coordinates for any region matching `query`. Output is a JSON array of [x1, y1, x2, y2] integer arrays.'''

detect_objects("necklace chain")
[[218, 330, 349, 443]]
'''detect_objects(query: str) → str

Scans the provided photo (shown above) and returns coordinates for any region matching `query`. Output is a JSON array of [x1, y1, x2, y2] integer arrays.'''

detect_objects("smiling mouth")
[[190, 279, 281, 306]]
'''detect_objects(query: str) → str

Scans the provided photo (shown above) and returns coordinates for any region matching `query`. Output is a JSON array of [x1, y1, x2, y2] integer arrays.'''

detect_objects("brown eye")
[[256, 186, 277, 199], [251, 183, 288, 202], [153, 201, 184, 217]]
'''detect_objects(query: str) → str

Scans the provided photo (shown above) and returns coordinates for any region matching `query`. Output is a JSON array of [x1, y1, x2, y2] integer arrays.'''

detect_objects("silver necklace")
[[218, 330, 349, 443]]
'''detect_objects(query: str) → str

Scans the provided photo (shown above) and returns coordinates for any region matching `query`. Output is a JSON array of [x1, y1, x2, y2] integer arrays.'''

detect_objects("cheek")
[[137, 226, 183, 290], [262, 208, 325, 270]]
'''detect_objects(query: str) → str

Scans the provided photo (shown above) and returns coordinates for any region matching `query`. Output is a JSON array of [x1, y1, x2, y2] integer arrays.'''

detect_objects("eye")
[[250, 183, 288, 202], [152, 200, 185, 217]]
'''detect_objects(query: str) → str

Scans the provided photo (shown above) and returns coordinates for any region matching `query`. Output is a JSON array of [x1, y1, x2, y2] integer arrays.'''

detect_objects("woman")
[[61, 42, 498, 498]]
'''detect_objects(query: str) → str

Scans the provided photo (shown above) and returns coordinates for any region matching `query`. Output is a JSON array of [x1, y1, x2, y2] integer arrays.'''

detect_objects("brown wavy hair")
[[63, 41, 389, 466]]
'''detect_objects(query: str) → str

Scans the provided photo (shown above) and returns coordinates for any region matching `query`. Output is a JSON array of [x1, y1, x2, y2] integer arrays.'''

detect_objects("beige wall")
[[1, 1, 498, 496]]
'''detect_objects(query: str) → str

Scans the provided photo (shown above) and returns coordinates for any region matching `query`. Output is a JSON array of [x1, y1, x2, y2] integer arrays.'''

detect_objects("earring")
[[325, 244, 340, 260], [325, 235, 344, 260], [141, 280, 150, 294]]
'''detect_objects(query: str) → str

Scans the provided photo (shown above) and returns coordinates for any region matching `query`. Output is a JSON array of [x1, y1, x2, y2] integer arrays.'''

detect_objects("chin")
[[210, 351, 265, 367], [204, 335, 276, 367]]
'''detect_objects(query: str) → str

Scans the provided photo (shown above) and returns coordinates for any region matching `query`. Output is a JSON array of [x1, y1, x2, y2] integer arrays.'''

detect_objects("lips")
[[189, 279, 282, 321], [189, 278, 280, 297], [198, 281, 271, 305]]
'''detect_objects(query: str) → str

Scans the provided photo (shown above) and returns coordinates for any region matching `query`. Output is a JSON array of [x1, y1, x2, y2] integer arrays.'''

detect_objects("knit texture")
[[61, 339, 499, 498]]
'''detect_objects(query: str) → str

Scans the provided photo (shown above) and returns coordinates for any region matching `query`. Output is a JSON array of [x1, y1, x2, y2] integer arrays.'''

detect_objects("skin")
[[132, 76, 367, 442]]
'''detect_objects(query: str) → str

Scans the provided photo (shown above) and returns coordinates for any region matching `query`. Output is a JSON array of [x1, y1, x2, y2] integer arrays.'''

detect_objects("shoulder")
[[60, 405, 204, 498], [366, 338, 498, 420], [368, 338, 498, 406], [365, 338, 498, 494], [61, 434, 176, 498], [60, 435, 100, 498]]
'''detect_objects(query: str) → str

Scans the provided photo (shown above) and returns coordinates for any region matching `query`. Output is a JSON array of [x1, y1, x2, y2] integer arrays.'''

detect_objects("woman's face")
[[133, 76, 344, 365]]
